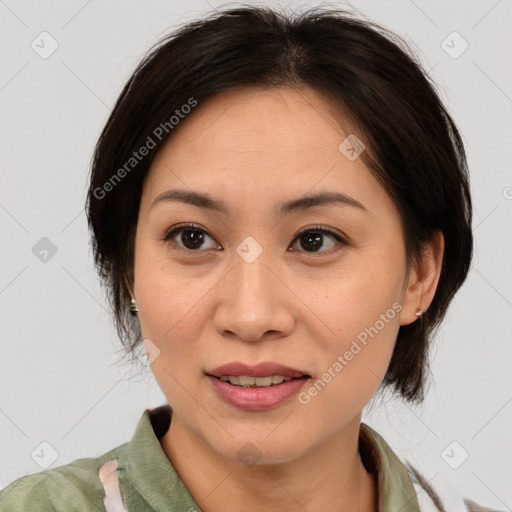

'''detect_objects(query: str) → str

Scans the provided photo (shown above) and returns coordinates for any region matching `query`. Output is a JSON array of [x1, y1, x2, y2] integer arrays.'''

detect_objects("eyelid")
[[162, 222, 348, 252], [163, 222, 212, 240], [294, 225, 348, 244]]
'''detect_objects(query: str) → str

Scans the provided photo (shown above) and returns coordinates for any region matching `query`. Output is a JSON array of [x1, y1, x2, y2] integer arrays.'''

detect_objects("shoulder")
[[405, 462, 505, 512], [0, 443, 128, 511]]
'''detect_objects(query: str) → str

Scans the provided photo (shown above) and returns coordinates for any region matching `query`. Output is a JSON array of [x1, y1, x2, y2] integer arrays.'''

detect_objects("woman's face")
[[133, 86, 421, 464]]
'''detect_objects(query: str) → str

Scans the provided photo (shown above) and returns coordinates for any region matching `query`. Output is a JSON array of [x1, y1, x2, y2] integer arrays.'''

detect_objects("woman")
[[0, 5, 502, 512]]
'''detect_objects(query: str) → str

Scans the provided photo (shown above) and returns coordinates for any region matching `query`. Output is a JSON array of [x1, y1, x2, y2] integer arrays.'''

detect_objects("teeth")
[[218, 375, 296, 387]]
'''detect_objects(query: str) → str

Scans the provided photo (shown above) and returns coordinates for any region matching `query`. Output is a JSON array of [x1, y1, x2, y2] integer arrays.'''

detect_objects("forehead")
[[157, 86, 352, 155], [141, 86, 383, 215]]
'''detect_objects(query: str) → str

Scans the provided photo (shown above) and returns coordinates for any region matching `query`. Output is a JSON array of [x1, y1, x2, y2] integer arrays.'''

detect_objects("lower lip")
[[206, 375, 309, 411]]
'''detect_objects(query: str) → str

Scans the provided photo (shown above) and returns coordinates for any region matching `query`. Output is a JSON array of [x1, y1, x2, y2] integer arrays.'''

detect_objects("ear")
[[400, 230, 444, 326]]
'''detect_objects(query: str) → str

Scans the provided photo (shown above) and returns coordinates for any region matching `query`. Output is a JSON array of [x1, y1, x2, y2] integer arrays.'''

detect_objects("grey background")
[[1, 0, 511, 509]]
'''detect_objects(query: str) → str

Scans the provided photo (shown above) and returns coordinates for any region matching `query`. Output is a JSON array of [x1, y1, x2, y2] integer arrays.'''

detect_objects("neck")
[[160, 414, 378, 512]]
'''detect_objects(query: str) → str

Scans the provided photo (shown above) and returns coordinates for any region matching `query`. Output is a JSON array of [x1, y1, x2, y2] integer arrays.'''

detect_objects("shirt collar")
[[125, 405, 420, 512], [359, 423, 421, 511], [124, 405, 199, 510]]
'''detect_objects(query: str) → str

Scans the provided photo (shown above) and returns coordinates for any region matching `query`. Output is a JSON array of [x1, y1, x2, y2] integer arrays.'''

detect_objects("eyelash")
[[162, 222, 347, 254]]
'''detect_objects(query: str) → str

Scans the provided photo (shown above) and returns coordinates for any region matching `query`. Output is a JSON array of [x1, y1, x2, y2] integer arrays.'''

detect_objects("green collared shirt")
[[0, 405, 500, 511]]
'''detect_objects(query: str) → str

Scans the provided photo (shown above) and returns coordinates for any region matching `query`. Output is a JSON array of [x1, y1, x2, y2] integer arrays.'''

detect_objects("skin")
[[130, 85, 444, 511]]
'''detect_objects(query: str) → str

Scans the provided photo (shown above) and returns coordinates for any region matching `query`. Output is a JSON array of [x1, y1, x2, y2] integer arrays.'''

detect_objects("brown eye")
[[163, 223, 346, 254], [289, 227, 346, 253], [163, 224, 219, 251]]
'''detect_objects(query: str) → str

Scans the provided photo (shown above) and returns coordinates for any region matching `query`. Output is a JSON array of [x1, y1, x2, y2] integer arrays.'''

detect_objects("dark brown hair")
[[86, 5, 472, 407]]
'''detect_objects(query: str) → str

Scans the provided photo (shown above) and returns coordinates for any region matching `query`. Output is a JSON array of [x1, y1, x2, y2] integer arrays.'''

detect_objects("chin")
[[208, 429, 311, 467]]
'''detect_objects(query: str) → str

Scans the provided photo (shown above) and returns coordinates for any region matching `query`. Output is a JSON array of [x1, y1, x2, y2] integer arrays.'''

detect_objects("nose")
[[212, 244, 295, 343]]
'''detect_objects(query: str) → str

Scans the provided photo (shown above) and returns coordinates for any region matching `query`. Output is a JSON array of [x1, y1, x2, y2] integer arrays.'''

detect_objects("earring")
[[415, 307, 422, 318], [130, 297, 138, 316]]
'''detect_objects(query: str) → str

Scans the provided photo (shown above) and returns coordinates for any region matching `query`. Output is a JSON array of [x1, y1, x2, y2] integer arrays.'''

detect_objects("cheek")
[[299, 264, 404, 413], [134, 238, 205, 334], [300, 312, 400, 423], [135, 274, 206, 411], [312, 257, 404, 345], [133, 250, 207, 388], [136, 279, 205, 357]]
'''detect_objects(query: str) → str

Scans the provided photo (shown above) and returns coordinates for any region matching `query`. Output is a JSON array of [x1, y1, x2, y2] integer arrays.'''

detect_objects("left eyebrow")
[[278, 191, 367, 215], [149, 189, 368, 215]]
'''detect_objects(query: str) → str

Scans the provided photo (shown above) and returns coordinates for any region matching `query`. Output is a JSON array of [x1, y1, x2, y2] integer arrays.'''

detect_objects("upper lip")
[[207, 362, 309, 379]]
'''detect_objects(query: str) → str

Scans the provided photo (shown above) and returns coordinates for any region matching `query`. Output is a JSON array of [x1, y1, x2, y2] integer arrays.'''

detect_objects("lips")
[[206, 361, 310, 379], [206, 369, 310, 411]]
